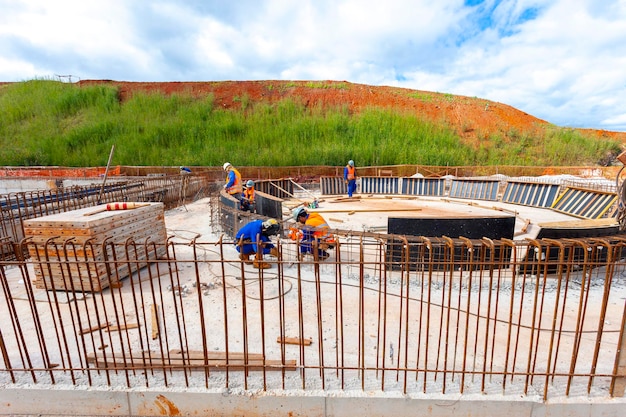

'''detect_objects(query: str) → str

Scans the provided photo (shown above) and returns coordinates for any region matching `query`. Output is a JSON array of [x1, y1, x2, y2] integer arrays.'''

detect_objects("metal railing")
[[1, 234, 625, 400]]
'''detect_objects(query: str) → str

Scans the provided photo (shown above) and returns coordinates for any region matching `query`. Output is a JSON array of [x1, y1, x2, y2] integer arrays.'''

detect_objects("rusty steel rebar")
[[0, 234, 625, 400]]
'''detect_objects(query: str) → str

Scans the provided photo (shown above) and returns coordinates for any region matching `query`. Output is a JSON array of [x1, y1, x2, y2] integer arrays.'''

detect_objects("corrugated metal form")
[[401, 177, 445, 196], [320, 176, 347, 195], [501, 181, 561, 207], [256, 179, 294, 199], [254, 191, 283, 221], [360, 176, 399, 194], [219, 191, 240, 237], [449, 178, 499, 201], [552, 187, 618, 219]]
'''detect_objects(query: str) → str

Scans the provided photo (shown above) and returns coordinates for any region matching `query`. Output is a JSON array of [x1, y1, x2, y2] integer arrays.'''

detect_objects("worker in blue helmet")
[[240, 180, 256, 212], [343, 160, 357, 198]]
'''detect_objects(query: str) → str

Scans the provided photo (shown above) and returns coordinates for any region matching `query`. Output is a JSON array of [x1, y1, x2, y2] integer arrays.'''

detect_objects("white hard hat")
[[246, 180, 255, 187], [348, 160, 354, 167], [223, 162, 231, 171]]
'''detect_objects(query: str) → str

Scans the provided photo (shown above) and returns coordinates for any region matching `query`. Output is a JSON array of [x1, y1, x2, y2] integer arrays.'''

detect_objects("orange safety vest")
[[225, 168, 243, 194], [243, 186, 255, 202], [346, 165, 356, 180], [305, 212, 330, 239]]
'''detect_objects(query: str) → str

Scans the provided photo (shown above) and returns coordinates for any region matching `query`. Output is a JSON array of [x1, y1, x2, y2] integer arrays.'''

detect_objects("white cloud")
[[0, 0, 625, 130]]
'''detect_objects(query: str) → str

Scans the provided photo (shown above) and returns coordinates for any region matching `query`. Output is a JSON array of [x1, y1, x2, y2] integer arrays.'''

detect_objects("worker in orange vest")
[[223, 162, 243, 200], [344, 159, 357, 197], [291, 207, 334, 260], [241, 180, 256, 212]]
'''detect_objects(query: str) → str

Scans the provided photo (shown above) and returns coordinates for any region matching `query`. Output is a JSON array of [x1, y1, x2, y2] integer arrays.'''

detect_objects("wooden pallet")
[[24, 202, 167, 292]]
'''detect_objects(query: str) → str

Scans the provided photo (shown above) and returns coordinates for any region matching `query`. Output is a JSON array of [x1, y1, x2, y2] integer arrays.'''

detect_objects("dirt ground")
[[77, 79, 626, 147]]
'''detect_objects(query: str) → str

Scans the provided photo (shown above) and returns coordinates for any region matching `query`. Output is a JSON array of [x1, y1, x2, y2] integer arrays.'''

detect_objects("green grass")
[[0, 79, 621, 167]]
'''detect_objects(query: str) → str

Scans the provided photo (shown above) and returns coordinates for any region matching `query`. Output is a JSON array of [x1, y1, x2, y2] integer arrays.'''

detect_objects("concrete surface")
[[1, 387, 625, 416]]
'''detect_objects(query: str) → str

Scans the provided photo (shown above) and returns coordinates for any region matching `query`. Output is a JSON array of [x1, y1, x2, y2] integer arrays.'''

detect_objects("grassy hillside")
[[0, 79, 622, 167]]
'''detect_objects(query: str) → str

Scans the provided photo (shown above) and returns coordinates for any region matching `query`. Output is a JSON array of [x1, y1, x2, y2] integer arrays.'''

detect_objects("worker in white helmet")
[[223, 162, 243, 200]]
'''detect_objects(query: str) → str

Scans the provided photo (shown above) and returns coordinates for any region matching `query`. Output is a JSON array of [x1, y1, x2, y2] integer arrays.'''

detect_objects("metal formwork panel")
[[448, 179, 499, 201], [552, 187, 617, 219], [256, 179, 294, 199], [401, 177, 445, 196], [501, 181, 560, 207], [320, 176, 347, 195], [360, 176, 399, 194], [254, 191, 283, 219]]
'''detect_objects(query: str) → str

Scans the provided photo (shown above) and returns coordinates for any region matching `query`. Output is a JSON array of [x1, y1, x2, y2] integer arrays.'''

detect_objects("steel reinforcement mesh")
[[1, 234, 626, 400]]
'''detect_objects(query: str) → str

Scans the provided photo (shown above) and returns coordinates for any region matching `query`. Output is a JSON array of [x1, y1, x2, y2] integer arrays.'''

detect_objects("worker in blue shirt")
[[235, 218, 280, 268], [223, 162, 243, 200]]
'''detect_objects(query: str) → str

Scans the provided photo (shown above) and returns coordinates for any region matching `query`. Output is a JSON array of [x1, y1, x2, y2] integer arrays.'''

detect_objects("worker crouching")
[[235, 218, 281, 269], [240, 180, 256, 212], [290, 207, 335, 260]]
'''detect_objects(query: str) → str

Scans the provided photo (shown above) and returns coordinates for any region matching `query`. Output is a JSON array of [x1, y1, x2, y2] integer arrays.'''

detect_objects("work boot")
[[239, 253, 253, 264], [269, 247, 279, 258], [253, 253, 271, 269], [318, 252, 330, 261]]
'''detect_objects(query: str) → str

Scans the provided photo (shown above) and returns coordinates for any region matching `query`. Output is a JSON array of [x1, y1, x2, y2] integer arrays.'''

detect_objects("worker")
[[344, 159, 357, 198], [223, 162, 243, 201], [240, 179, 256, 212], [235, 218, 280, 269], [290, 207, 333, 260]]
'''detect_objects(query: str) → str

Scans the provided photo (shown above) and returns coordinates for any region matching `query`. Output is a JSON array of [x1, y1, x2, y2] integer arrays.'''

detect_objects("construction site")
[[1, 164, 626, 416]]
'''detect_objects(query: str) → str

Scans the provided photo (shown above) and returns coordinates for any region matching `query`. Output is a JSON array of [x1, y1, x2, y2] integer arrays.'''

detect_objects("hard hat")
[[262, 218, 278, 229], [348, 160, 354, 167], [223, 162, 231, 171], [292, 207, 307, 221], [261, 218, 280, 235], [246, 180, 255, 187]]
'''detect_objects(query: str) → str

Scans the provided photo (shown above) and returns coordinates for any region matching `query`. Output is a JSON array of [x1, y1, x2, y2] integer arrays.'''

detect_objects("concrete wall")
[[1, 387, 625, 417]]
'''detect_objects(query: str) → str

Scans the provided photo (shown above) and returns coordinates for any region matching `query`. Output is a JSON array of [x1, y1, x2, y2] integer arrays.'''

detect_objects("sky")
[[1, 0, 626, 131]]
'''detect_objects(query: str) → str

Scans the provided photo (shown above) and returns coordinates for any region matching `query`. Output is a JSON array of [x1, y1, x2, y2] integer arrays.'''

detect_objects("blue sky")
[[1, 0, 625, 131]]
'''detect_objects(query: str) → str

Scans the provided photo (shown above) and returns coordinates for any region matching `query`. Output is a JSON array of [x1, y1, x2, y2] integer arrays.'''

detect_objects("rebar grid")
[[1, 235, 625, 400], [0, 175, 212, 260]]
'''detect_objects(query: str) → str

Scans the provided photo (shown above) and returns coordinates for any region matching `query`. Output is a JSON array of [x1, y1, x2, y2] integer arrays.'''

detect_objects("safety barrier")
[[1, 235, 625, 400]]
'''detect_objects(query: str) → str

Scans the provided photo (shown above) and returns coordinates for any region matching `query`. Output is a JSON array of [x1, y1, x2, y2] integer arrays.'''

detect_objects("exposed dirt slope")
[[78, 80, 626, 146]]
